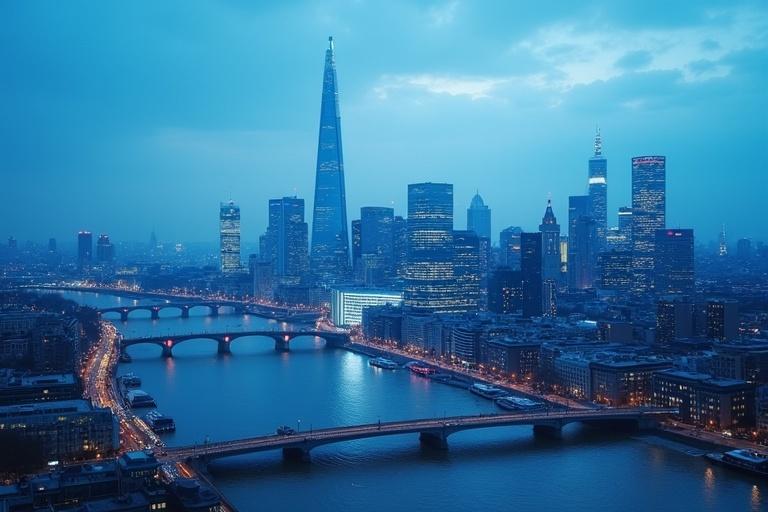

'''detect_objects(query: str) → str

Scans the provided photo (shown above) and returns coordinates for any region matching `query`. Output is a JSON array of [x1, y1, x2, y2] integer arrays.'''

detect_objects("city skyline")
[[1, 1, 766, 245]]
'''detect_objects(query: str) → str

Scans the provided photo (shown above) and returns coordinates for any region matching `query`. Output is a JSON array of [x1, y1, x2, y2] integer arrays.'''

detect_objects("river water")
[[53, 290, 766, 511]]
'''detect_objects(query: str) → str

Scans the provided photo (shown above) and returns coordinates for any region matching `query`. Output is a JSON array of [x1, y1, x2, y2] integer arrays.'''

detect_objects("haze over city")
[[2, 0, 766, 245]]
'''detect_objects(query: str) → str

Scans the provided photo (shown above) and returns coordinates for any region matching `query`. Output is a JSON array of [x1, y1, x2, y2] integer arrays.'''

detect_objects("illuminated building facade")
[[219, 200, 241, 273], [331, 287, 403, 327], [568, 195, 597, 289], [262, 197, 308, 282], [654, 229, 695, 295], [499, 226, 522, 269], [360, 206, 394, 286], [588, 128, 608, 249], [453, 230, 481, 311], [631, 155, 666, 292], [310, 37, 350, 282]]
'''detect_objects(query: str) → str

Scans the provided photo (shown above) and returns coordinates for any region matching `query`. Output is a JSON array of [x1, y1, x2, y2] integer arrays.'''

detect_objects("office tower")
[[77, 231, 92, 269], [404, 183, 461, 313], [736, 238, 752, 261], [707, 300, 739, 341], [478, 236, 491, 309], [360, 206, 394, 286], [521, 232, 543, 318], [499, 226, 523, 269], [568, 196, 597, 289], [598, 250, 633, 291], [618, 207, 632, 240], [392, 216, 408, 282], [310, 37, 350, 282], [453, 230, 481, 311], [351, 219, 362, 280], [48, 238, 56, 253], [263, 197, 309, 281], [631, 156, 666, 292], [219, 200, 241, 273], [96, 234, 114, 263], [559, 237, 568, 274], [654, 229, 695, 295], [250, 255, 274, 300], [719, 224, 728, 256], [538, 199, 561, 283], [588, 128, 608, 249], [467, 192, 491, 240], [656, 300, 695, 344], [488, 268, 522, 314]]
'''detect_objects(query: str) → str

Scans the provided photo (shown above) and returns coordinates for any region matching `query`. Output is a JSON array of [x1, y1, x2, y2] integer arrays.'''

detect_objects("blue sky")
[[1, 0, 766, 247]]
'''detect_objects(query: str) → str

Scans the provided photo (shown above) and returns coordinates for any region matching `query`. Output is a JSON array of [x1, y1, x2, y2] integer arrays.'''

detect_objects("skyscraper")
[[568, 196, 597, 290], [219, 200, 241, 273], [453, 230, 481, 311], [392, 216, 408, 283], [521, 232, 543, 318], [263, 197, 309, 281], [77, 231, 92, 270], [538, 199, 561, 283], [499, 226, 523, 269], [467, 192, 491, 240], [351, 219, 362, 280], [631, 156, 666, 292], [310, 37, 350, 282], [654, 229, 694, 295], [96, 234, 114, 263], [588, 128, 608, 249], [488, 268, 522, 314], [404, 183, 461, 313], [360, 206, 394, 285]]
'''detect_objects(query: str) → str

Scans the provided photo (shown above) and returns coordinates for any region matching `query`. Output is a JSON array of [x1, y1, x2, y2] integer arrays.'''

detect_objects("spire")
[[542, 197, 557, 225], [594, 125, 602, 156], [328, 35, 334, 51]]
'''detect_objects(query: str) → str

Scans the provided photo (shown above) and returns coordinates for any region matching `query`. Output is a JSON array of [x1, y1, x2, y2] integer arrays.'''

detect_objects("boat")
[[121, 373, 141, 388], [706, 449, 768, 478], [119, 352, 132, 363], [469, 383, 507, 399], [495, 396, 546, 412], [429, 373, 473, 389], [408, 364, 437, 377], [369, 357, 399, 370], [126, 390, 156, 408], [144, 411, 176, 433]]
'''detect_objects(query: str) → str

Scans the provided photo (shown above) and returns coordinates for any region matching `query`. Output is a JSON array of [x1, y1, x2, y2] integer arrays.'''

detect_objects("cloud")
[[427, 1, 459, 27], [515, 6, 768, 91], [373, 73, 509, 100]]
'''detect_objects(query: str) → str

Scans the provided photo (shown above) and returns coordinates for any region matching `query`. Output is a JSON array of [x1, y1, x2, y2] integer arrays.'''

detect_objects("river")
[[51, 290, 766, 512]]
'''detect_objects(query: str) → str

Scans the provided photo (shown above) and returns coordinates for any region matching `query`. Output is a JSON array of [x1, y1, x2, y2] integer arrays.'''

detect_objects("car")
[[276, 425, 296, 436]]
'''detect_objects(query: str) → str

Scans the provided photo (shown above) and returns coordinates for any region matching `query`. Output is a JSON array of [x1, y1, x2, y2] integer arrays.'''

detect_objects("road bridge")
[[164, 408, 676, 463], [98, 301, 246, 321]]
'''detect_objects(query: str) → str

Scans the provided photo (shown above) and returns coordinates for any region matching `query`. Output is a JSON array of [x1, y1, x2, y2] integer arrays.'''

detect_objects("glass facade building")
[[77, 231, 92, 269], [568, 195, 597, 290], [466, 192, 491, 240], [219, 201, 241, 273], [330, 287, 403, 327], [654, 229, 695, 295], [588, 128, 608, 250], [453, 230, 481, 311], [631, 155, 666, 292], [499, 226, 522, 269], [521, 232, 543, 318], [360, 206, 394, 286], [310, 37, 350, 282], [404, 183, 462, 313]]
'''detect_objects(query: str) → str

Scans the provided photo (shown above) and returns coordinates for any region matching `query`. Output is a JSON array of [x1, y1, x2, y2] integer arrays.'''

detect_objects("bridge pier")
[[419, 431, 449, 450], [162, 344, 173, 358], [120, 310, 129, 322], [209, 306, 219, 317], [274, 337, 290, 352], [151, 308, 160, 320], [533, 424, 562, 439], [217, 339, 231, 355], [282, 446, 311, 462], [181, 306, 190, 319]]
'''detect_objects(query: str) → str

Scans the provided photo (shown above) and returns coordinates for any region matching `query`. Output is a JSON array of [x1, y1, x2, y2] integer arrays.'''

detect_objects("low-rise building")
[[0, 370, 80, 406]]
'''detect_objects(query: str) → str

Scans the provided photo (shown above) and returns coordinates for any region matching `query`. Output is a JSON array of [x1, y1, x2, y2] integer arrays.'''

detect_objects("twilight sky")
[[1, 0, 766, 248]]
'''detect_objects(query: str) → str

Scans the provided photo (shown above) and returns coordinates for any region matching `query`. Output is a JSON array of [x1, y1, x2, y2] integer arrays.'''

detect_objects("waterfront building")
[[483, 337, 542, 381], [310, 37, 350, 282], [654, 229, 695, 295], [330, 287, 403, 327], [0, 399, 118, 461], [631, 155, 666, 292], [250, 258, 274, 300], [362, 304, 403, 343], [710, 340, 768, 384], [499, 226, 522, 269], [521, 232, 543, 318], [591, 358, 671, 406], [598, 250, 633, 291], [707, 300, 739, 341], [0, 370, 79, 406], [553, 354, 592, 400], [467, 192, 491, 240], [487, 268, 522, 314], [652, 370, 754, 430], [360, 206, 395, 286], [588, 128, 608, 249], [219, 200, 241, 273], [96, 234, 114, 263], [404, 183, 462, 313], [568, 195, 597, 290], [77, 231, 92, 269], [453, 230, 481, 311]]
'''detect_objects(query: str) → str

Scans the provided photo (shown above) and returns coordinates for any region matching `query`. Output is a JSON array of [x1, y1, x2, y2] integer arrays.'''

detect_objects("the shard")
[[310, 36, 350, 282]]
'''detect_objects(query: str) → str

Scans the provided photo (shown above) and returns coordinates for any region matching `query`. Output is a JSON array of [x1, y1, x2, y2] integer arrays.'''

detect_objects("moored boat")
[[495, 396, 546, 412], [469, 383, 507, 399], [706, 449, 768, 478], [369, 357, 399, 370]]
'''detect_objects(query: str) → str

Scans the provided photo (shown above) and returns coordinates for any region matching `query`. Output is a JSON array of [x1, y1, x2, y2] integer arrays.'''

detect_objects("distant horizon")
[[2, 1, 765, 245]]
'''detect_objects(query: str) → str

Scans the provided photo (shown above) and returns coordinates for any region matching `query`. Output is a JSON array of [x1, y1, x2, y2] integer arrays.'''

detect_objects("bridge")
[[121, 330, 350, 356], [163, 408, 676, 463], [98, 301, 246, 321]]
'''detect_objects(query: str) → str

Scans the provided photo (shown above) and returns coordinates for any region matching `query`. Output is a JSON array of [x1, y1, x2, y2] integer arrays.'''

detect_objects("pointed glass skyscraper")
[[311, 36, 350, 282]]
